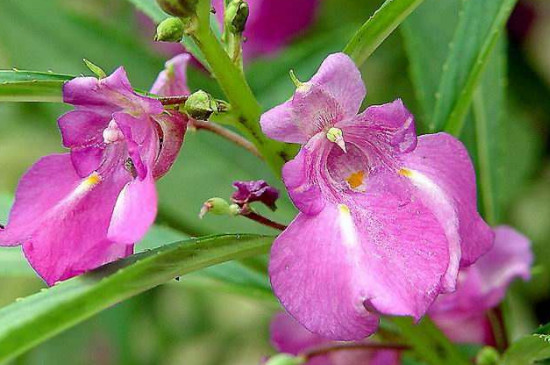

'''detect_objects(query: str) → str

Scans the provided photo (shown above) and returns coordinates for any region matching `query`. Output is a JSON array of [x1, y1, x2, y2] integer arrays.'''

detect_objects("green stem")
[[343, 0, 425, 67], [391, 317, 470, 365], [191, 0, 289, 176]]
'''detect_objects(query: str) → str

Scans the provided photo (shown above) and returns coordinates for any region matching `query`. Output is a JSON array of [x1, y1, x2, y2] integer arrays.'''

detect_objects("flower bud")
[[232, 180, 279, 210], [199, 198, 239, 218], [476, 346, 500, 365], [155, 17, 185, 42], [183, 90, 218, 120], [264, 354, 305, 365], [156, 0, 198, 18], [225, 0, 249, 34]]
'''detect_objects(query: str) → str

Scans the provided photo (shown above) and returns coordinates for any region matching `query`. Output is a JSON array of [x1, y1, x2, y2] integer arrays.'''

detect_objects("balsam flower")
[[0, 55, 188, 285], [429, 226, 533, 344], [269, 312, 400, 365], [213, 0, 319, 59], [261, 53, 493, 340]]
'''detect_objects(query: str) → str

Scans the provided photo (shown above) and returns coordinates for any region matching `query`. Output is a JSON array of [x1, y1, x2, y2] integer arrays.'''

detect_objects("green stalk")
[[391, 317, 470, 365], [191, 0, 289, 176]]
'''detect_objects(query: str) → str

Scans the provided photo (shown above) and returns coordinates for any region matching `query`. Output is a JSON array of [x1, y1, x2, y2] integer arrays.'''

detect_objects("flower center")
[[326, 143, 370, 193], [102, 120, 125, 144], [326, 127, 346, 152]]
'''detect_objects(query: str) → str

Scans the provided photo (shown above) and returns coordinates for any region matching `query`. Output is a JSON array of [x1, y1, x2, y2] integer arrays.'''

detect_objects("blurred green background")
[[1, 0, 550, 363]]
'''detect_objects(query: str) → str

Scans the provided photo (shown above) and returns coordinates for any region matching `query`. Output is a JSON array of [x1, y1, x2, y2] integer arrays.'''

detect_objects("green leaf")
[[0, 234, 273, 363], [472, 38, 506, 224], [343, 0, 425, 67], [125, 0, 168, 23], [501, 334, 550, 365], [434, 0, 517, 134], [0, 71, 73, 102], [400, 0, 461, 130]]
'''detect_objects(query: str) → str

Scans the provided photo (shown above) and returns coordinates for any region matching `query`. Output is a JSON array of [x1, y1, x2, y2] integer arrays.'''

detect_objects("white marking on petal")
[[338, 204, 359, 248], [71, 172, 102, 197], [399, 168, 460, 290]]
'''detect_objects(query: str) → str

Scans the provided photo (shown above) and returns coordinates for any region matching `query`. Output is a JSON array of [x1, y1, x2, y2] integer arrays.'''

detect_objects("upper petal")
[[150, 53, 191, 97], [339, 99, 417, 157], [260, 101, 308, 144], [269, 204, 380, 340], [64, 67, 164, 115], [260, 53, 366, 143], [401, 133, 494, 271], [308, 53, 366, 118]]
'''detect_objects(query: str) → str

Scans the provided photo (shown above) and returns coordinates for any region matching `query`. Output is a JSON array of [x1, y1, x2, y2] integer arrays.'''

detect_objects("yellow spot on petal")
[[399, 168, 413, 177], [85, 173, 102, 186], [338, 204, 350, 215], [346, 170, 365, 190]]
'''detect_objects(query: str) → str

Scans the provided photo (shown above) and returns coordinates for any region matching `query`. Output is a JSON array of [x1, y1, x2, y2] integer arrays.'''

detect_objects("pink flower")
[[269, 313, 400, 365], [261, 53, 493, 340], [0, 55, 188, 285], [429, 226, 533, 345], [213, 0, 319, 59]]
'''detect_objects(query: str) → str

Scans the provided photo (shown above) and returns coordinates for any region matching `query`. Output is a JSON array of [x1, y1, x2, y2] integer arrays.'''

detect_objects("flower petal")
[[472, 226, 532, 307], [308, 53, 366, 118], [107, 172, 157, 244], [339, 99, 417, 156], [0, 154, 132, 284], [429, 226, 532, 345], [260, 53, 366, 143], [152, 111, 187, 179], [64, 67, 163, 115], [150, 53, 191, 97], [350, 173, 450, 319], [282, 141, 326, 215], [260, 100, 309, 143], [401, 133, 494, 272], [270, 312, 326, 356], [269, 204, 380, 340], [57, 110, 109, 148]]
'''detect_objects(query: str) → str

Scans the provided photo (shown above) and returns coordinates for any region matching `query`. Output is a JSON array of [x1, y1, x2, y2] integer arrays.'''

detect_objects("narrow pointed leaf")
[[0, 71, 73, 102], [343, 0, 425, 67], [0, 234, 273, 363], [434, 0, 517, 134], [125, 0, 168, 23]]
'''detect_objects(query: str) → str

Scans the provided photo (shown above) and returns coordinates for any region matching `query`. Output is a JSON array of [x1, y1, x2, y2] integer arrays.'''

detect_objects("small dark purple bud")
[[231, 180, 279, 210]]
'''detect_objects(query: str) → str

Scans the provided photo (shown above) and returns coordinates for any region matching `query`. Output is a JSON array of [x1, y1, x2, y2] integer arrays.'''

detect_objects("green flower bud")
[[476, 346, 500, 365], [199, 198, 239, 218], [264, 354, 306, 365], [155, 17, 185, 42], [225, 0, 249, 34], [184, 90, 218, 120], [156, 0, 198, 18]]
